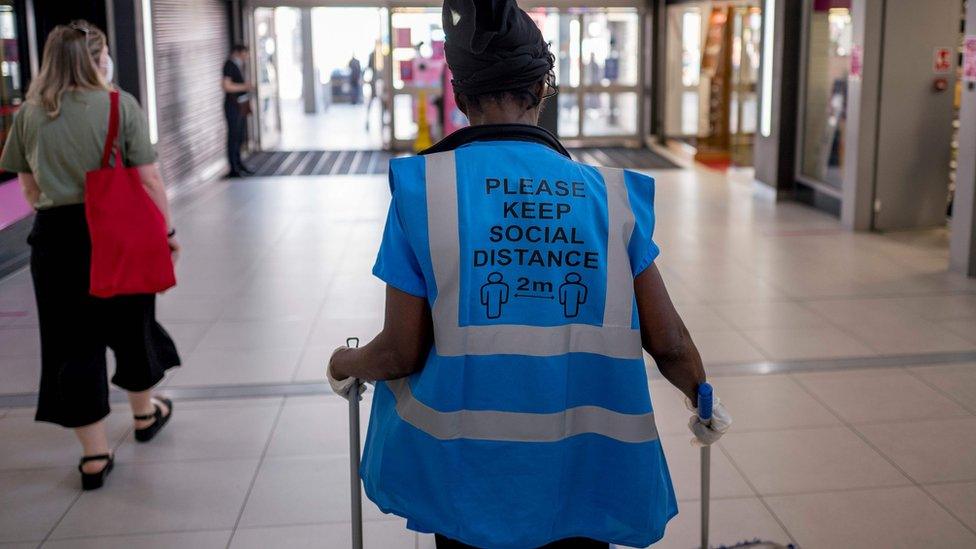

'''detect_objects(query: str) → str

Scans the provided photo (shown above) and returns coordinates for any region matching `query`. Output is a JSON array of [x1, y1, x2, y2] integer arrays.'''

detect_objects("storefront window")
[[0, 1, 22, 167], [799, 1, 853, 189], [0, 1, 26, 232]]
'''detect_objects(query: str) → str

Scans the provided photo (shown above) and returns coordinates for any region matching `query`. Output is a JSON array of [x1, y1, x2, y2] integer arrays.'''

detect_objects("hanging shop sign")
[[934, 47, 953, 74]]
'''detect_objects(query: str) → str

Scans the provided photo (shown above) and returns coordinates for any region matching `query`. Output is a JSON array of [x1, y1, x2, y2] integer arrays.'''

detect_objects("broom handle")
[[346, 338, 363, 549], [698, 382, 713, 549]]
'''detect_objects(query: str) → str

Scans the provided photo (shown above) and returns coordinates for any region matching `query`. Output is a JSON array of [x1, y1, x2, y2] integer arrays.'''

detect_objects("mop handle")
[[699, 382, 713, 549], [698, 382, 713, 424], [346, 337, 363, 549]]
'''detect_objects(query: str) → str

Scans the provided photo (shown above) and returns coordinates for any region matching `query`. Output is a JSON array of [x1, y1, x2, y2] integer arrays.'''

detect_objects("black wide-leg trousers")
[[29, 204, 180, 428]]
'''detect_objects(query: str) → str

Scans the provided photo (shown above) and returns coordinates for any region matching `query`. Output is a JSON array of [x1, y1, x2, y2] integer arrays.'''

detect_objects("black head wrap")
[[442, 0, 554, 98]]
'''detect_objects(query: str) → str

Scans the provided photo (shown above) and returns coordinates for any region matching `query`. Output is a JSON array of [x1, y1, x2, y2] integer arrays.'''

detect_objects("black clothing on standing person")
[[349, 57, 362, 104], [223, 58, 247, 176], [30, 205, 180, 428], [434, 534, 608, 549]]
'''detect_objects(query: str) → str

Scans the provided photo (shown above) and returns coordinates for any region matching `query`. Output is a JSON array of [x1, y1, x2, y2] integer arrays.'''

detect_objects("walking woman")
[[0, 21, 180, 490]]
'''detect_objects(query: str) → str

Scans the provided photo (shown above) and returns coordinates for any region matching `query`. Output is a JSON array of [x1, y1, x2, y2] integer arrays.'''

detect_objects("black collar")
[[419, 124, 571, 158]]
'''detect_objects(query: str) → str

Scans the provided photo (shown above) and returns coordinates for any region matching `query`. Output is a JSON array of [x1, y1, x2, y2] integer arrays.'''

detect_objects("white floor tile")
[[0, 468, 78, 543], [0, 413, 131, 470], [766, 486, 976, 549], [238, 455, 392, 527], [266, 396, 367, 457], [49, 459, 259, 538], [720, 427, 909, 495], [909, 363, 976, 413], [713, 301, 829, 330], [650, 497, 791, 549], [167, 347, 303, 387], [659, 435, 753, 501], [231, 521, 414, 549], [195, 319, 313, 351], [795, 369, 970, 423], [925, 481, 976, 532], [710, 375, 840, 431], [857, 418, 976, 483], [113, 403, 279, 463], [41, 530, 231, 549], [741, 326, 875, 361], [689, 330, 767, 365]]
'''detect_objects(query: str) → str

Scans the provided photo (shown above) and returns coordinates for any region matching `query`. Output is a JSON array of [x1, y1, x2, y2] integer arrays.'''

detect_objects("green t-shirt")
[[0, 89, 156, 209]]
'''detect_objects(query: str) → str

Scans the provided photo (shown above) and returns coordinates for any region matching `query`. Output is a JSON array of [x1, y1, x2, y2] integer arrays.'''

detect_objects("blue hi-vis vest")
[[364, 139, 677, 548]]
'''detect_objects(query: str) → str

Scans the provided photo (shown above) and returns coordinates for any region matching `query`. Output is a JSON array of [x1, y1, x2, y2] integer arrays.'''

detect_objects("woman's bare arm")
[[330, 286, 433, 381], [18, 173, 40, 207], [635, 264, 706, 402]]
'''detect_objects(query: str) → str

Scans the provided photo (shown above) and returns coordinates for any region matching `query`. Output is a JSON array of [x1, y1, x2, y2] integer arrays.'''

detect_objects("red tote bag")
[[85, 90, 176, 297]]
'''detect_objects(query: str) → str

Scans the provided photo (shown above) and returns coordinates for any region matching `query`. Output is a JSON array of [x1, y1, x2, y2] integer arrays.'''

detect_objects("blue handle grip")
[[697, 383, 713, 421]]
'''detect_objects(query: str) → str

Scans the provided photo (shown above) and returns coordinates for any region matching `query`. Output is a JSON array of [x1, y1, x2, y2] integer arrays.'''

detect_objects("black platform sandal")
[[79, 454, 114, 491], [134, 397, 173, 443]]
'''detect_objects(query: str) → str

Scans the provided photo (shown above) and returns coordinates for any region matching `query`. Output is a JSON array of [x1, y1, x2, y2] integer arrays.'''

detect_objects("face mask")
[[102, 54, 114, 83]]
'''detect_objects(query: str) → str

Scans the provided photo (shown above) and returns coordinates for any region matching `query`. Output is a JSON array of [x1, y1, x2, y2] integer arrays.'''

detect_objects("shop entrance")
[[663, 1, 761, 168], [250, 6, 387, 152], [247, 2, 647, 155]]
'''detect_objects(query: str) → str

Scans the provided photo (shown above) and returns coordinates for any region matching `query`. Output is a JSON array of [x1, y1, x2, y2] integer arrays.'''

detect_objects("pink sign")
[[964, 36, 976, 83], [934, 47, 953, 74], [850, 44, 863, 80], [431, 40, 445, 60], [395, 28, 412, 49]]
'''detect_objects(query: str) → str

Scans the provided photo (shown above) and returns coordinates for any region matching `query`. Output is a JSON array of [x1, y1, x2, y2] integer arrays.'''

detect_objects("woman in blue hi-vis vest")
[[328, 1, 732, 547]]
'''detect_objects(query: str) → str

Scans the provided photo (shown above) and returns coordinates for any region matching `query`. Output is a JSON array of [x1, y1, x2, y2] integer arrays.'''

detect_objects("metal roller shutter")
[[150, 0, 229, 192]]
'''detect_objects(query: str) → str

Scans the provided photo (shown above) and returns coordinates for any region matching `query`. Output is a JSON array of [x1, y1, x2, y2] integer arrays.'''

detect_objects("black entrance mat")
[[568, 147, 680, 170], [245, 146, 678, 177], [245, 150, 395, 176]]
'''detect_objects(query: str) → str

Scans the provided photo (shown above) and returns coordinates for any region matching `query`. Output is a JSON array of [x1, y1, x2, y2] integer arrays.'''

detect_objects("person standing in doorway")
[[349, 54, 363, 105], [0, 21, 180, 491], [365, 42, 383, 130], [222, 44, 254, 178]]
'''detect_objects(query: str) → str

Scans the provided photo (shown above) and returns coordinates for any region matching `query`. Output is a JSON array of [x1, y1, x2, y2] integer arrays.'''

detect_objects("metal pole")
[[349, 378, 363, 549], [698, 382, 713, 549], [701, 444, 710, 549], [345, 337, 363, 549]]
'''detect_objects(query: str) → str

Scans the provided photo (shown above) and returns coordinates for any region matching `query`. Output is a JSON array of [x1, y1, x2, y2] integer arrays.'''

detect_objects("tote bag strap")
[[100, 90, 121, 169]]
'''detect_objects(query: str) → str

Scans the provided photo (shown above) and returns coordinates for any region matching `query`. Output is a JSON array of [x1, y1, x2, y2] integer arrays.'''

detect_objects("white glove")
[[327, 347, 366, 401], [685, 396, 732, 447]]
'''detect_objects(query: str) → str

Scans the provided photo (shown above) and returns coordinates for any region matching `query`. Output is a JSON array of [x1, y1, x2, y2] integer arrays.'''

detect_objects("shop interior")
[[663, 0, 761, 168], [249, 4, 647, 153]]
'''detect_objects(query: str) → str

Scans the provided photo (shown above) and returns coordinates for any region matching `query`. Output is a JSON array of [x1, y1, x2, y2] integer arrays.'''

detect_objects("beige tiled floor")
[[1, 166, 976, 547]]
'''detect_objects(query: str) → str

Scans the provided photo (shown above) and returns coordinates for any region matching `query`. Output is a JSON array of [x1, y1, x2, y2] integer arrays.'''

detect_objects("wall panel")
[[151, 0, 229, 192]]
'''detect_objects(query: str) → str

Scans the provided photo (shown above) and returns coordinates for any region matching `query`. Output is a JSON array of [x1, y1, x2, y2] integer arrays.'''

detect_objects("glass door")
[[534, 7, 642, 141], [389, 7, 447, 149], [729, 4, 762, 165], [387, 5, 642, 149], [252, 7, 281, 150]]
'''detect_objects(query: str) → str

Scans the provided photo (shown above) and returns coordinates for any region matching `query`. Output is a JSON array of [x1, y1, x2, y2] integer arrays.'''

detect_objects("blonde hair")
[[26, 20, 109, 118]]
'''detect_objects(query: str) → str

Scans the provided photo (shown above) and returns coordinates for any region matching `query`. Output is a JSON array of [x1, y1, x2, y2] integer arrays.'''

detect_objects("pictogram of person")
[[480, 272, 509, 319], [558, 272, 588, 318]]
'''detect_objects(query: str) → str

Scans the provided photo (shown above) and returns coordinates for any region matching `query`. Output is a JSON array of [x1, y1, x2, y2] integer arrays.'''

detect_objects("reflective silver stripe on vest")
[[389, 378, 659, 443], [424, 150, 643, 359]]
